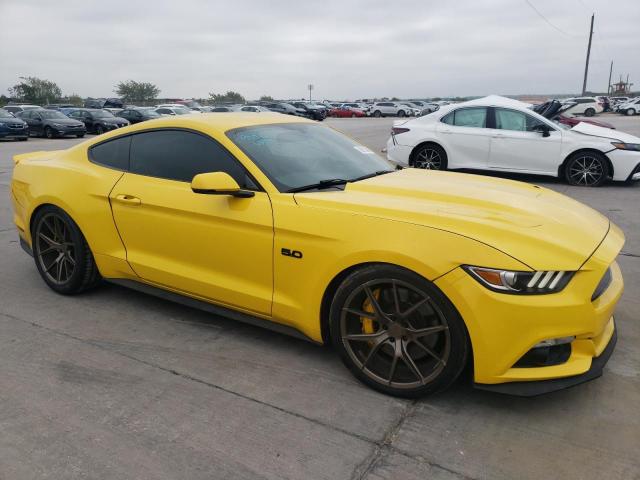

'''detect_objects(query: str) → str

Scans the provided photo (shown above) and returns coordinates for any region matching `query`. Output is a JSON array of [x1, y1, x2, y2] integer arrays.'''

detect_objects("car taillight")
[[392, 127, 410, 135]]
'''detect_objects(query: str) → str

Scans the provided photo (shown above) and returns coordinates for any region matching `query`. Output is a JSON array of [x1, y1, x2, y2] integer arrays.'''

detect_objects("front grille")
[[9, 123, 25, 129], [592, 267, 612, 301]]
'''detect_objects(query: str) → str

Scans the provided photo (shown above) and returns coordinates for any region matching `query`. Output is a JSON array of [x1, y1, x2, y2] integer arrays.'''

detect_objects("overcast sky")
[[1, 0, 638, 100]]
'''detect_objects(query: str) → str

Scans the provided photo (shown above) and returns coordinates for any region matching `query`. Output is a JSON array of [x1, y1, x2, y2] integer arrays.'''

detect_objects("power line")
[[523, 0, 577, 37]]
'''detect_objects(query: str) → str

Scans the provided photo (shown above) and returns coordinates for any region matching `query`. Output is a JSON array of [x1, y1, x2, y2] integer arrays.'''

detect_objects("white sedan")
[[386, 95, 640, 187]]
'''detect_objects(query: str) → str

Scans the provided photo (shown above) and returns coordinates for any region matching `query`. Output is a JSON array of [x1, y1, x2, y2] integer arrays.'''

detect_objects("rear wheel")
[[565, 152, 609, 187], [626, 108, 636, 116], [330, 265, 468, 398], [32, 206, 101, 294], [585, 108, 595, 117], [411, 144, 447, 170]]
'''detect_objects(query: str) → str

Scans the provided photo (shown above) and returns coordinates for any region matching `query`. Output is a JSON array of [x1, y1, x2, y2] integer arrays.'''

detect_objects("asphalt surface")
[[1, 114, 639, 480]]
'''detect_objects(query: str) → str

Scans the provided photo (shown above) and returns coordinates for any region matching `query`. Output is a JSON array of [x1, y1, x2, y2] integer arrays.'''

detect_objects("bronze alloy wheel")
[[31, 206, 101, 294], [331, 265, 468, 397], [35, 212, 76, 285]]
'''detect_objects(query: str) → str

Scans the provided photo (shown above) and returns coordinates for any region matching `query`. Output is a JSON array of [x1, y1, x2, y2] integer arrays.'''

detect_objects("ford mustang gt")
[[11, 113, 624, 397]]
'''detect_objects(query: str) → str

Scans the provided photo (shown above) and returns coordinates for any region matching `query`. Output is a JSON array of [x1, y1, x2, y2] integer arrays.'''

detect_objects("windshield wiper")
[[288, 170, 397, 193], [349, 170, 395, 182], [288, 178, 349, 193]]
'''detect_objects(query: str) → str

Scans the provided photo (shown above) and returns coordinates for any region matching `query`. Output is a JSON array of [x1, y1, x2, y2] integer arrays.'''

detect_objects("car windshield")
[[140, 109, 160, 117], [0, 110, 15, 118], [92, 110, 114, 118], [227, 123, 393, 192], [40, 111, 68, 119]]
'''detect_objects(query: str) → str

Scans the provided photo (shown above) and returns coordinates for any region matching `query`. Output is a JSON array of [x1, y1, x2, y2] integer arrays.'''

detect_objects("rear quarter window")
[[89, 136, 131, 171]]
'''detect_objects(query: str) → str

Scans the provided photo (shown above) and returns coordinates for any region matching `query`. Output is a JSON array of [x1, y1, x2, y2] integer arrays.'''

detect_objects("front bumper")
[[435, 223, 624, 393], [0, 126, 29, 139], [475, 322, 616, 396], [606, 148, 640, 181], [54, 125, 86, 136]]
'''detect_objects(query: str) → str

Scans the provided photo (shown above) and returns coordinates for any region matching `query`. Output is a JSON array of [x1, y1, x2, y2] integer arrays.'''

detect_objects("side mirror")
[[191, 172, 254, 198], [532, 124, 551, 137]]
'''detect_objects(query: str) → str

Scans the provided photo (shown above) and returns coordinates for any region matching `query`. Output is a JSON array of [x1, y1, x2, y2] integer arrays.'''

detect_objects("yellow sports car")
[[11, 113, 624, 397]]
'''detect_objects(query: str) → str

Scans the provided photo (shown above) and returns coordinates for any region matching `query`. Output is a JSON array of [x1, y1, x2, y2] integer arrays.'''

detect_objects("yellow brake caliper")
[[361, 289, 380, 335]]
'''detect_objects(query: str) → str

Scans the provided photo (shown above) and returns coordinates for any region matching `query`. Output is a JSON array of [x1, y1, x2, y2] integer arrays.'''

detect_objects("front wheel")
[[565, 152, 609, 187], [626, 108, 636, 116], [96, 124, 105, 135], [330, 265, 468, 398], [398, 110, 406, 117], [32, 206, 101, 294], [45, 127, 55, 139], [585, 108, 595, 117], [373, 110, 382, 118]]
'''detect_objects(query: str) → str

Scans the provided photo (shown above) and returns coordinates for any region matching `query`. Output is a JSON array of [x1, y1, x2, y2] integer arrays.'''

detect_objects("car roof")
[[89, 112, 314, 138]]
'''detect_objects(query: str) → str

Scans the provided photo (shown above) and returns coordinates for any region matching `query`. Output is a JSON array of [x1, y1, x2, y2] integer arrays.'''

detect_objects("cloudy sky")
[[0, 0, 638, 100]]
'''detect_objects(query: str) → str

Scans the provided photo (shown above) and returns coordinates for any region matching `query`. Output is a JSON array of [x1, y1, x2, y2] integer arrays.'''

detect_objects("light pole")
[[308, 84, 313, 102]]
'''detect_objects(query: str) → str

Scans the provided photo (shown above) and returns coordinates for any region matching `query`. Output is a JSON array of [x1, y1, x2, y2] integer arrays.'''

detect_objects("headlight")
[[52, 123, 63, 128], [611, 142, 640, 151], [463, 266, 574, 294]]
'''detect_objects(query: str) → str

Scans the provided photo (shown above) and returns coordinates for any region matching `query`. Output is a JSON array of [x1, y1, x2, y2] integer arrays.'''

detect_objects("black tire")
[[329, 264, 469, 398], [398, 110, 406, 117], [585, 108, 595, 117], [45, 127, 54, 139], [373, 110, 382, 118], [626, 108, 636, 116], [96, 124, 105, 135], [31, 205, 101, 295], [76, 134, 85, 138], [18, 137, 28, 141], [564, 151, 609, 187], [410, 143, 448, 170]]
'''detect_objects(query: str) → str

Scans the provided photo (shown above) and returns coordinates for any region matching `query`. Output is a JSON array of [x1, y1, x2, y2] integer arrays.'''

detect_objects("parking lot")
[[1, 115, 639, 479]]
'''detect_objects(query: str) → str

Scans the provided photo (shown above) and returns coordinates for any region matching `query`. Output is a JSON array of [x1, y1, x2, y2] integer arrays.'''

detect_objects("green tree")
[[259, 95, 274, 101], [9, 76, 62, 105], [115, 80, 160, 103], [65, 94, 84, 106], [209, 90, 245, 104]]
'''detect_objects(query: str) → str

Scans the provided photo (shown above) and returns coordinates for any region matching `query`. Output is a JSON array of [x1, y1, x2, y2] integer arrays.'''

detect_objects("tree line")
[[1, 76, 273, 106]]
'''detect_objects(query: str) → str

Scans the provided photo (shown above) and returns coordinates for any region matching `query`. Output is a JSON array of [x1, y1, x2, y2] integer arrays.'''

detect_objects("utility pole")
[[308, 84, 313, 102], [581, 13, 594, 95], [607, 61, 613, 95]]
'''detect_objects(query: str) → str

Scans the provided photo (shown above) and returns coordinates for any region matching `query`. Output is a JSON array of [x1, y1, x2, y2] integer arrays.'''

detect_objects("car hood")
[[48, 118, 84, 126], [570, 122, 640, 142], [0, 117, 25, 124], [294, 169, 610, 271], [102, 117, 128, 124]]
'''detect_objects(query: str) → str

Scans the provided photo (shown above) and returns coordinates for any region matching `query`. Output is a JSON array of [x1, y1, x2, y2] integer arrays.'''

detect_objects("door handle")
[[492, 133, 505, 138], [114, 194, 141, 206], [440, 129, 452, 134]]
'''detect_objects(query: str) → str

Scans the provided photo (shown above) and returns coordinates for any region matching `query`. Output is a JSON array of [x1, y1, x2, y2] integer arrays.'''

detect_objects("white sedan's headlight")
[[611, 142, 640, 152], [464, 266, 574, 294]]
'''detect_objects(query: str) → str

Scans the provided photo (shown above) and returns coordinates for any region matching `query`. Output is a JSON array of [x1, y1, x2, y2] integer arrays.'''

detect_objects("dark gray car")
[[18, 109, 86, 138]]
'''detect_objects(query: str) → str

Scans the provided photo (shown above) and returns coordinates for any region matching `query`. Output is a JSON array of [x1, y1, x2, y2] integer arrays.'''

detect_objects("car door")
[[28, 111, 45, 136], [488, 107, 562, 173], [436, 107, 491, 169], [109, 129, 274, 316]]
